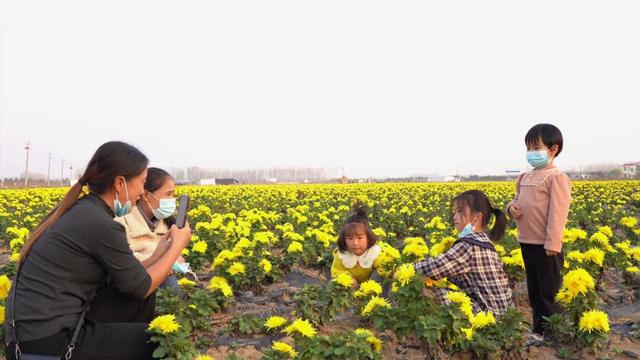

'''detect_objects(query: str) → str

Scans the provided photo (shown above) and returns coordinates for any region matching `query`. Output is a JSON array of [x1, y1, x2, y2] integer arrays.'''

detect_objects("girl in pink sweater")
[[507, 124, 571, 338]]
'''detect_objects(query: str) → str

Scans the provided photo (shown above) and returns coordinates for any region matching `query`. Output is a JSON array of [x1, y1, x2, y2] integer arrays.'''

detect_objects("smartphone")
[[175, 195, 190, 229]]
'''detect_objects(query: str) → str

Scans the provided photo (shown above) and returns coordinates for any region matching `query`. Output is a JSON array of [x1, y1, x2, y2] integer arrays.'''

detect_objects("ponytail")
[[19, 141, 148, 265], [488, 207, 507, 242], [344, 201, 370, 226]]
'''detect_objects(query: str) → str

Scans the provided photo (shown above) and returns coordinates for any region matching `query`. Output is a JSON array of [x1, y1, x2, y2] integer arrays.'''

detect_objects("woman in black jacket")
[[4, 141, 192, 359]]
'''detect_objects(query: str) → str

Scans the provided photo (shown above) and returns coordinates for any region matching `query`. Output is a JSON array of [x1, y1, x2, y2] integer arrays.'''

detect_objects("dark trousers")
[[520, 243, 564, 334], [6, 286, 156, 360]]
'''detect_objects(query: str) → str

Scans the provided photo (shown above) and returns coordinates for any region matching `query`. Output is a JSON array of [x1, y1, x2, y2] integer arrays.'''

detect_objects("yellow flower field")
[[1, 180, 639, 359]]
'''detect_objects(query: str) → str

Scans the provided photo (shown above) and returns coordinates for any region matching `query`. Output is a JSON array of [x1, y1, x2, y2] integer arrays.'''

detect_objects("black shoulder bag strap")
[[10, 259, 94, 360]]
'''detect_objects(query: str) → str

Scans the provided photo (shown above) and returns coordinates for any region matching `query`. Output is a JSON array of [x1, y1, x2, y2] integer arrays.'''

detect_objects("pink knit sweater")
[[507, 165, 572, 253]]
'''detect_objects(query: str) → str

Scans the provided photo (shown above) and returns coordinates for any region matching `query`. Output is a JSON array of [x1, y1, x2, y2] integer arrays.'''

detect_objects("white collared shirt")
[[336, 244, 381, 269]]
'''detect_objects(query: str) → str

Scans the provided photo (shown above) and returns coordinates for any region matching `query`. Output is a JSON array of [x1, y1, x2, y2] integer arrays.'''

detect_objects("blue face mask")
[[172, 262, 192, 274], [458, 223, 474, 239], [113, 177, 132, 217], [526, 150, 549, 168], [147, 193, 176, 220]]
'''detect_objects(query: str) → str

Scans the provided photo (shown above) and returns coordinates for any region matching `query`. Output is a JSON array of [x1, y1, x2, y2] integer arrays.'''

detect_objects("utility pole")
[[47, 152, 53, 187], [61, 159, 65, 186], [69, 164, 73, 183], [24, 141, 32, 188]]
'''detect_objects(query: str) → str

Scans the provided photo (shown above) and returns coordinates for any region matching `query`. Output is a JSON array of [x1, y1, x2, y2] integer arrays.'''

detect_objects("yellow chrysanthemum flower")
[[557, 268, 595, 302], [598, 226, 613, 238], [148, 314, 181, 334], [0, 275, 12, 301], [459, 302, 474, 321], [355, 279, 382, 297], [177, 278, 197, 287], [361, 296, 391, 316], [207, 276, 234, 297], [373, 228, 387, 238], [210, 249, 240, 270], [555, 289, 571, 305], [430, 237, 456, 257], [470, 311, 496, 329], [402, 242, 429, 259], [254, 232, 277, 244], [394, 263, 416, 286], [192, 241, 208, 254], [564, 228, 587, 243], [234, 238, 253, 250], [626, 266, 639, 274], [355, 328, 374, 337], [583, 248, 605, 267], [566, 250, 585, 263], [461, 327, 473, 340], [283, 319, 317, 338], [287, 241, 304, 253], [333, 272, 354, 288], [620, 216, 638, 229], [259, 259, 273, 273], [272, 341, 298, 358], [354, 328, 382, 351], [590, 232, 616, 252], [578, 310, 610, 333], [264, 316, 288, 330], [193, 355, 214, 360], [379, 241, 400, 260], [367, 335, 382, 352], [445, 291, 471, 305], [227, 262, 246, 276]]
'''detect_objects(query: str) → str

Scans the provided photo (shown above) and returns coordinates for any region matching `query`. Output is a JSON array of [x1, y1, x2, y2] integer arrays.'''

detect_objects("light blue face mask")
[[458, 223, 474, 239], [172, 262, 192, 274], [526, 150, 549, 168], [147, 193, 176, 220], [113, 177, 132, 217]]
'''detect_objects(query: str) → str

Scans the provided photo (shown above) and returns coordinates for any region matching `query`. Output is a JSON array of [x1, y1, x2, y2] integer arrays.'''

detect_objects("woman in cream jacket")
[[115, 167, 185, 290]]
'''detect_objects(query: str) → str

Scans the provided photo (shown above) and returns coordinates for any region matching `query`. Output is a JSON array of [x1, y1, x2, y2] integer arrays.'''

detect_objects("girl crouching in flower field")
[[410, 190, 514, 315], [331, 205, 388, 294]]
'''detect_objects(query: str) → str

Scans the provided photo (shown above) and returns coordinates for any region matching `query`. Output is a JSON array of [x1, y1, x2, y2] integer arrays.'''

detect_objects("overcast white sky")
[[1, 0, 639, 179]]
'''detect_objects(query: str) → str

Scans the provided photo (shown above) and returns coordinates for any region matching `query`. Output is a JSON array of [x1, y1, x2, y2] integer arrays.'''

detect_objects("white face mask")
[[147, 192, 176, 219]]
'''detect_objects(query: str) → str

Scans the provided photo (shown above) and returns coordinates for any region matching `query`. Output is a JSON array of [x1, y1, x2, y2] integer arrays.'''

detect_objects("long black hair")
[[337, 203, 378, 252], [450, 190, 507, 242]]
